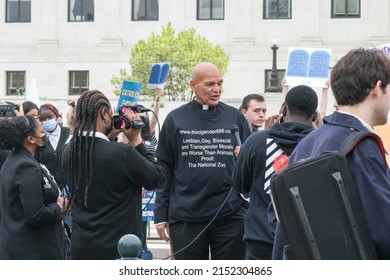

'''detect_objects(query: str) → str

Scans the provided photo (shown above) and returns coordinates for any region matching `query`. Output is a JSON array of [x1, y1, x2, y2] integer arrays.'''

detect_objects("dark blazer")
[[0, 147, 64, 259], [61, 137, 165, 260], [40, 126, 70, 189], [0, 150, 10, 170]]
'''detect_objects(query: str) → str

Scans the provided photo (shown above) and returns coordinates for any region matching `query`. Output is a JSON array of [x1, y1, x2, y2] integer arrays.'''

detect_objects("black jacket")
[[232, 122, 314, 249], [0, 147, 64, 259], [61, 136, 165, 260], [0, 150, 10, 170], [40, 126, 70, 189]]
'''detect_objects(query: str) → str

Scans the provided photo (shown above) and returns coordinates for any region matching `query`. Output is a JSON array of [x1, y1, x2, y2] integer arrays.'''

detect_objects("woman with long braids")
[[60, 89, 165, 260], [0, 115, 66, 259]]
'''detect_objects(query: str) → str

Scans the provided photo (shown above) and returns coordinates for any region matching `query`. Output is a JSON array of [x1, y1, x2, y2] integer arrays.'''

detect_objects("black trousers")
[[169, 204, 246, 260], [245, 242, 273, 260]]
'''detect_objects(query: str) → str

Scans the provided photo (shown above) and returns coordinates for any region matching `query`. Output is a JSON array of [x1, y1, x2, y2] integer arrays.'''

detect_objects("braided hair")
[[68, 89, 111, 207]]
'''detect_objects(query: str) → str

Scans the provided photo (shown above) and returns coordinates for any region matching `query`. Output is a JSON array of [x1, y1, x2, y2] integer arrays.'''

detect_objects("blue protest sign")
[[116, 81, 142, 112], [147, 63, 170, 89], [142, 190, 155, 221], [308, 50, 331, 78], [286, 49, 309, 77], [285, 47, 331, 87]]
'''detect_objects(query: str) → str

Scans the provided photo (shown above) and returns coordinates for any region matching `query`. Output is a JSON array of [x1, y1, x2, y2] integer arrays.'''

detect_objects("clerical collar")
[[193, 99, 216, 111]]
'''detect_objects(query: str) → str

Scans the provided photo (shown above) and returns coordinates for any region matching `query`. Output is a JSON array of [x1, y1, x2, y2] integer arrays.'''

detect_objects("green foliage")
[[111, 22, 229, 101]]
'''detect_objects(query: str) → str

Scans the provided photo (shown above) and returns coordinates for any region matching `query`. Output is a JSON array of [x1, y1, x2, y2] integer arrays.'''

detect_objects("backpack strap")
[[340, 131, 387, 164]]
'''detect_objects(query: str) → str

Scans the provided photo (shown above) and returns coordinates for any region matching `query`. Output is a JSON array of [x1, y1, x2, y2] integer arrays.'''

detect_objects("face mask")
[[42, 118, 57, 132], [34, 136, 47, 162]]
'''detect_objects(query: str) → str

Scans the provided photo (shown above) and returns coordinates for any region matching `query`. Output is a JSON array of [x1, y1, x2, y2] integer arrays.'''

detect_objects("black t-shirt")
[[155, 100, 251, 223]]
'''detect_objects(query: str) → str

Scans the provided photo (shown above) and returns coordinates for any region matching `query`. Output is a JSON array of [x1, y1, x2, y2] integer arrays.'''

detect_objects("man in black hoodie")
[[232, 85, 318, 259]]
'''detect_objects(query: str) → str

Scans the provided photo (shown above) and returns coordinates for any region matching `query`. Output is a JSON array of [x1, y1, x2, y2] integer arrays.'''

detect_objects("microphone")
[[230, 125, 242, 146], [119, 105, 151, 113], [132, 104, 152, 113]]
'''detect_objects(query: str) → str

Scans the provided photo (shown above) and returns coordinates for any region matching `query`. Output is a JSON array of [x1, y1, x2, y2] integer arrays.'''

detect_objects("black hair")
[[0, 115, 38, 150], [22, 101, 39, 115], [68, 89, 111, 207], [285, 85, 318, 119]]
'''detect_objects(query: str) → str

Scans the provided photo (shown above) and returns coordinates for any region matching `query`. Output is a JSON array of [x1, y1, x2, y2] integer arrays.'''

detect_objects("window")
[[264, 69, 286, 92], [132, 0, 158, 21], [69, 71, 89, 95], [263, 0, 291, 19], [6, 0, 31, 23], [68, 0, 94, 22], [197, 0, 224, 20], [331, 0, 360, 18], [6, 71, 26, 96]]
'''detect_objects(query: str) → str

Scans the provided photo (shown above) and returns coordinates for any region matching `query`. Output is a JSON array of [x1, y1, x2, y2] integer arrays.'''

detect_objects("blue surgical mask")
[[42, 118, 58, 132]]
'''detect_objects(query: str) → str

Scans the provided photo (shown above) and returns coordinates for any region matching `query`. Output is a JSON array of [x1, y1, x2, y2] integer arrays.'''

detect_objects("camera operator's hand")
[[107, 125, 121, 142], [121, 108, 142, 147]]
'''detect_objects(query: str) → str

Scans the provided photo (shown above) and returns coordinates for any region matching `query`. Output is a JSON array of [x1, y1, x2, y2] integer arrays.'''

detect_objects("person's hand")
[[281, 77, 288, 89], [156, 222, 170, 243], [154, 88, 163, 100], [56, 195, 69, 214], [107, 126, 121, 142], [323, 79, 330, 89], [121, 108, 142, 146], [14, 103, 24, 116], [141, 187, 146, 198], [265, 114, 283, 129], [234, 146, 241, 157]]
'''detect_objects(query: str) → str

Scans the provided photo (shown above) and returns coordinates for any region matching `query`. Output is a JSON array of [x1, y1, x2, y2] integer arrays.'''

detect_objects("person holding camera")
[[0, 115, 67, 259], [116, 88, 163, 259], [60, 89, 165, 260]]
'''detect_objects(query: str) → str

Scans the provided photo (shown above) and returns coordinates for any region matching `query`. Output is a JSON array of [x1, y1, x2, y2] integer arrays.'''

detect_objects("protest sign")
[[147, 63, 170, 89], [116, 81, 142, 112], [142, 190, 156, 221], [285, 47, 331, 88], [375, 43, 390, 56]]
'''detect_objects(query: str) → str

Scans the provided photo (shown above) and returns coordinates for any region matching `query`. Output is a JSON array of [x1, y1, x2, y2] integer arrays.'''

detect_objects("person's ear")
[[311, 111, 318, 122], [372, 80, 383, 99], [101, 108, 112, 125], [189, 79, 196, 92], [27, 135, 35, 145], [282, 105, 287, 117]]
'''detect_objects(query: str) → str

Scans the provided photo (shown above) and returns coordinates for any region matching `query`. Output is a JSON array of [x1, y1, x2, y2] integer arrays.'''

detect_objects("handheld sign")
[[116, 81, 142, 113], [375, 43, 390, 56], [285, 47, 331, 87], [147, 63, 170, 89], [142, 190, 156, 221]]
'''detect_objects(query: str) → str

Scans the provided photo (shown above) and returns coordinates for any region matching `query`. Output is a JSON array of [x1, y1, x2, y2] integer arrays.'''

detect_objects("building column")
[[100, 0, 122, 46], [227, 0, 254, 44], [38, 0, 58, 46]]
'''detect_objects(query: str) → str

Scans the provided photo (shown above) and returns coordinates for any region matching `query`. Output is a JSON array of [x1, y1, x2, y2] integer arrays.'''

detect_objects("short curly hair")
[[285, 85, 318, 119], [0, 115, 39, 150]]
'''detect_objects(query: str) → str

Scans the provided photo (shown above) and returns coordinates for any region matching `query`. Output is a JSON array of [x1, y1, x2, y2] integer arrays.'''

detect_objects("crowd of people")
[[0, 47, 389, 260]]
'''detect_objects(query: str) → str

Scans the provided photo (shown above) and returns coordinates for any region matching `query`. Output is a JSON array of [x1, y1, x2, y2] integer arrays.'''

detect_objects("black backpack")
[[270, 131, 386, 260]]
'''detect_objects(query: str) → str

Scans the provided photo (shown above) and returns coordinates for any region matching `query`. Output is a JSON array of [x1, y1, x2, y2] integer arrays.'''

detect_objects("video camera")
[[0, 102, 19, 117], [112, 105, 148, 130]]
